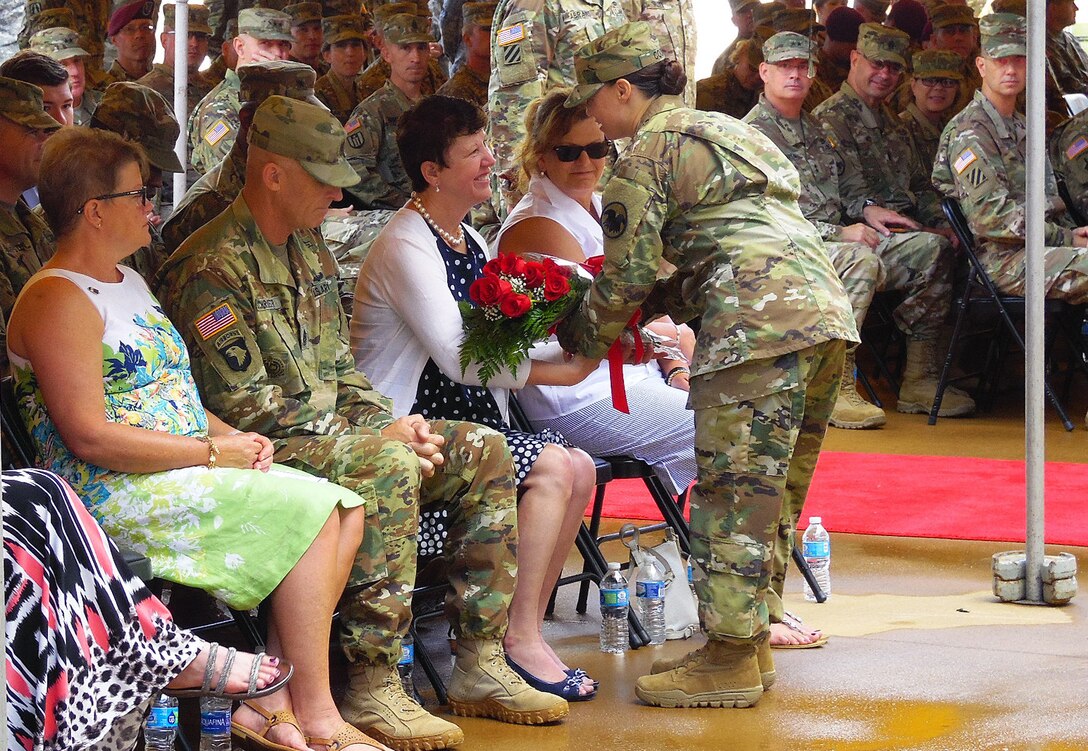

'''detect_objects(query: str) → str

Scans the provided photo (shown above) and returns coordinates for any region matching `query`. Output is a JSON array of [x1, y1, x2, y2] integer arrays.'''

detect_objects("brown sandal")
[[306, 722, 388, 751], [231, 700, 304, 751]]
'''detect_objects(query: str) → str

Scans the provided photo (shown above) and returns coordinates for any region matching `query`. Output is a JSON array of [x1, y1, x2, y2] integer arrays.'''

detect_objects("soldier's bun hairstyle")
[[517, 88, 593, 191], [625, 58, 686, 99]]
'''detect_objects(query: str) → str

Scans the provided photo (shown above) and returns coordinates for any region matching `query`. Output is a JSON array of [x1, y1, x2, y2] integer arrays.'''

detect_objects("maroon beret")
[[825, 5, 864, 43], [108, 0, 155, 36], [888, 0, 929, 43]]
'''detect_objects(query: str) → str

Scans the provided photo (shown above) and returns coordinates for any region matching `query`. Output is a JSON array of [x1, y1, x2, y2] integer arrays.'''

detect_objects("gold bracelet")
[[198, 435, 220, 468]]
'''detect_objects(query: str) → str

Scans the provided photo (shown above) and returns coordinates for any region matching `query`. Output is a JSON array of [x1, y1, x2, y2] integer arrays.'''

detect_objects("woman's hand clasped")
[[214, 432, 275, 472]]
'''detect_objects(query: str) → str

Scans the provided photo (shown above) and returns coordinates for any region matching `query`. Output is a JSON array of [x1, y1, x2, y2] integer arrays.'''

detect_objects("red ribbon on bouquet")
[[581, 255, 642, 414]]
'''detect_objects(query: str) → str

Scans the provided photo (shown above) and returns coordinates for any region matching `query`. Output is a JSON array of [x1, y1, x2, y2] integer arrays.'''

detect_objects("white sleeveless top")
[[497, 174, 654, 419]]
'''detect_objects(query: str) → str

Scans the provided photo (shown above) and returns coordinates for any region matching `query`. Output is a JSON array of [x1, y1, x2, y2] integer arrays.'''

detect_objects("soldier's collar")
[[636, 94, 685, 133], [976, 89, 1016, 141], [230, 192, 298, 289]]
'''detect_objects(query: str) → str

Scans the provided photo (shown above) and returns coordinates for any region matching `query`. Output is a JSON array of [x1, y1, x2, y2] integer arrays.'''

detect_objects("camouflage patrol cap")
[[763, 31, 818, 63], [382, 13, 435, 44], [728, 0, 760, 14], [856, 22, 910, 65], [108, 0, 155, 37], [566, 21, 666, 108], [24, 7, 77, 41], [771, 7, 818, 33], [323, 14, 368, 45], [911, 49, 964, 79], [238, 7, 295, 41], [238, 60, 321, 105], [163, 4, 214, 35], [854, 0, 890, 21], [979, 13, 1025, 57], [0, 76, 63, 131], [248, 94, 359, 186], [29, 27, 89, 61], [284, 2, 322, 26], [991, 0, 1026, 16], [929, 4, 976, 29], [462, 2, 496, 29], [225, 18, 239, 38], [373, 2, 417, 27], [753, 2, 786, 28], [89, 82, 183, 171]]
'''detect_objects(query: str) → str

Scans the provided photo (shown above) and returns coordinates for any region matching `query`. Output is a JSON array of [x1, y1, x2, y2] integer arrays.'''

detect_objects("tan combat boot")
[[446, 639, 569, 725], [341, 663, 465, 751], [830, 348, 886, 429], [635, 638, 764, 708], [650, 636, 775, 689], [897, 338, 976, 417]]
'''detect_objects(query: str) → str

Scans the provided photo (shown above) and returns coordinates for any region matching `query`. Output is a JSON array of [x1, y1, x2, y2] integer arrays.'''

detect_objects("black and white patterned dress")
[[409, 226, 567, 484], [4, 468, 199, 751]]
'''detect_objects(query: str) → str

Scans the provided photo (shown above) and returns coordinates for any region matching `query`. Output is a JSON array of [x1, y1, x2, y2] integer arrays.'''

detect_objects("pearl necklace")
[[411, 191, 464, 247]]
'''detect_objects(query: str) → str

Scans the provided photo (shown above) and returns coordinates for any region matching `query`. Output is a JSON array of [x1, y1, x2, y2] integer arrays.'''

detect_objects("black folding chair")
[[933, 198, 1088, 431]]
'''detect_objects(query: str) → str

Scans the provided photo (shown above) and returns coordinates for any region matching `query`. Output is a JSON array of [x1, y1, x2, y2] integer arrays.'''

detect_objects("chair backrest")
[[1056, 174, 1088, 227], [1, 376, 37, 470]]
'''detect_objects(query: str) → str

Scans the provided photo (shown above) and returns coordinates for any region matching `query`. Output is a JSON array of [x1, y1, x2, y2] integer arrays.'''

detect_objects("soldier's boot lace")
[[635, 635, 766, 708], [649, 636, 775, 689], [897, 337, 976, 417], [342, 663, 464, 751], [829, 347, 887, 429], [446, 639, 569, 725]]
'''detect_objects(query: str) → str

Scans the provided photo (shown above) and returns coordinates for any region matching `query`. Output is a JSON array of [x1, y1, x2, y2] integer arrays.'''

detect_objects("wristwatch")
[[863, 198, 879, 209]]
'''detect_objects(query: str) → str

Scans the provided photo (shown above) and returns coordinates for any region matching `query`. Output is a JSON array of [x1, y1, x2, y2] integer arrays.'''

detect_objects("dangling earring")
[[435, 184, 441, 193]]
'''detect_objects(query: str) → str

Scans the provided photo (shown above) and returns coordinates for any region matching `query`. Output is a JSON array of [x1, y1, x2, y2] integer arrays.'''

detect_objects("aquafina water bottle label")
[[148, 706, 178, 730], [600, 588, 628, 607], [398, 642, 414, 666], [200, 709, 231, 735], [803, 539, 830, 558], [636, 580, 664, 599]]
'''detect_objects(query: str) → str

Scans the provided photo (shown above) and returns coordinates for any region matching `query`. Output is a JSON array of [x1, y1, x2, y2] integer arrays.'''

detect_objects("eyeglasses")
[[552, 140, 611, 162], [918, 77, 959, 89], [76, 186, 154, 214], [864, 56, 904, 74]]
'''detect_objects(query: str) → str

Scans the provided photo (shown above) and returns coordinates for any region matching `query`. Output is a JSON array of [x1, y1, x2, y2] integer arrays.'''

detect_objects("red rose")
[[483, 258, 502, 275], [497, 253, 527, 277], [499, 292, 533, 318], [542, 272, 570, 301], [581, 255, 605, 276], [522, 261, 546, 288], [470, 274, 513, 306]]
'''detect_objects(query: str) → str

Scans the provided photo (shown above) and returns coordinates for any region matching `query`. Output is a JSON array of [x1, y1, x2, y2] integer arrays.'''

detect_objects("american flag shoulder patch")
[[497, 23, 525, 46], [345, 116, 362, 133], [1066, 135, 1088, 161], [195, 303, 237, 340], [953, 148, 977, 174], [204, 119, 231, 146]]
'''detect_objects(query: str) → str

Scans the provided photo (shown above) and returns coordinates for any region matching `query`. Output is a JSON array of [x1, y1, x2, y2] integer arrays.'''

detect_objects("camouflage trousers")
[[824, 240, 885, 332], [273, 419, 519, 667], [322, 208, 396, 314], [688, 339, 845, 641], [980, 243, 1088, 306], [876, 230, 954, 339]]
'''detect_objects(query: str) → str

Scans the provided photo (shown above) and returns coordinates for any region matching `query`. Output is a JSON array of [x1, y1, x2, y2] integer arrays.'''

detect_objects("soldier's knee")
[[379, 440, 423, 487]]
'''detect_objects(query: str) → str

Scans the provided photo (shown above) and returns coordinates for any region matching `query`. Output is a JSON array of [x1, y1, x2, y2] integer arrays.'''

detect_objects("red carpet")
[[597, 452, 1088, 547]]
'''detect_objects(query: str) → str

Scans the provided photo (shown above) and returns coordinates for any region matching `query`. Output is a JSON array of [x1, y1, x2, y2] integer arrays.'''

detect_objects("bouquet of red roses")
[[459, 252, 591, 386]]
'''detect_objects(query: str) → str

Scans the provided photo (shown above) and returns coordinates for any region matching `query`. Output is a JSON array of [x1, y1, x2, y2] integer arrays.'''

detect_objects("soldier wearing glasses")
[[899, 50, 964, 173]]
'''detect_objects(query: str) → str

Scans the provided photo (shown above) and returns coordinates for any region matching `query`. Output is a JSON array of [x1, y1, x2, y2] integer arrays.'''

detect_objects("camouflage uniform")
[[155, 98, 520, 666], [1047, 27, 1088, 100], [314, 14, 372, 123], [26, 24, 101, 125], [286, 1, 331, 76], [621, 0, 697, 106], [344, 80, 416, 209], [353, 56, 449, 100], [897, 50, 964, 175], [1049, 109, 1088, 223], [486, 0, 629, 217], [435, 62, 488, 105], [20, 0, 111, 80], [899, 103, 946, 181], [558, 24, 858, 646], [815, 46, 850, 94], [188, 8, 295, 175], [934, 90, 1088, 303], [439, 0, 470, 72], [695, 68, 760, 120], [135, 3, 216, 116]]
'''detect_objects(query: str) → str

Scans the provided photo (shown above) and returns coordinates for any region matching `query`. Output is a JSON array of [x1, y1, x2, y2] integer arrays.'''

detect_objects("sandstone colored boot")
[[896, 338, 976, 417], [341, 664, 465, 751], [830, 348, 886, 429], [650, 637, 775, 689], [446, 639, 569, 725], [635, 639, 764, 708]]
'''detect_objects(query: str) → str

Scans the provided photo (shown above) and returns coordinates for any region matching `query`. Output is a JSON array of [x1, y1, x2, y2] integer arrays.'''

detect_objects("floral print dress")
[[9, 266, 363, 610]]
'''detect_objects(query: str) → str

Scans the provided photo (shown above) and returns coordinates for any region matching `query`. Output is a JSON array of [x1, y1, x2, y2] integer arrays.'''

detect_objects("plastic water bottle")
[[599, 562, 630, 653], [198, 696, 232, 750], [636, 555, 667, 645], [802, 516, 831, 601], [143, 693, 178, 751], [398, 633, 415, 698]]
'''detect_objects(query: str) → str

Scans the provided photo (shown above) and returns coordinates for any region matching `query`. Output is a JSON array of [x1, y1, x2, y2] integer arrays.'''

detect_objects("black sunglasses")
[[76, 186, 154, 214], [552, 140, 611, 162]]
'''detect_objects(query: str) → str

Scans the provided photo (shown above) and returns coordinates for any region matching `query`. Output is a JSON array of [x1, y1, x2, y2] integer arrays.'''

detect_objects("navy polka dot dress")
[[410, 225, 566, 485]]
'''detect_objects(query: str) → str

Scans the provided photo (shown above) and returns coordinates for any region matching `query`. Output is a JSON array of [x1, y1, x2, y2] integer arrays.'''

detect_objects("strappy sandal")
[[231, 700, 305, 751], [770, 611, 830, 650], [505, 655, 597, 702], [166, 642, 294, 699], [307, 722, 388, 751]]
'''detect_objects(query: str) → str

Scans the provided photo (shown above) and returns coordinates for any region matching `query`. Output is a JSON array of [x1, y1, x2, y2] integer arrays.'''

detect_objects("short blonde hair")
[[516, 88, 593, 192], [39, 127, 149, 237]]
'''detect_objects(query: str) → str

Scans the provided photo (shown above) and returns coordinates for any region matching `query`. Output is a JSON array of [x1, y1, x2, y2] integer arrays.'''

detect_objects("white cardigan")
[[349, 208, 533, 420]]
